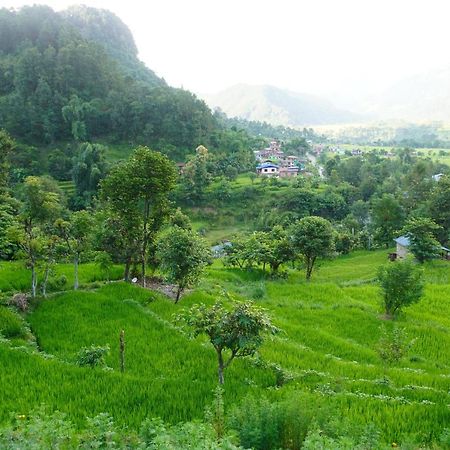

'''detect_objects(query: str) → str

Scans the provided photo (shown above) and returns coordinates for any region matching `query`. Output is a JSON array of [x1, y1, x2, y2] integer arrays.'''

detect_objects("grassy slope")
[[0, 261, 124, 294], [1, 250, 449, 443]]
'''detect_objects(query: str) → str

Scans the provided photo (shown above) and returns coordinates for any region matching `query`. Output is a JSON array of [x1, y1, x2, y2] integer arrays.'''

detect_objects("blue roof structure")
[[256, 162, 279, 169], [394, 236, 410, 247], [395, 235, 450, 252]]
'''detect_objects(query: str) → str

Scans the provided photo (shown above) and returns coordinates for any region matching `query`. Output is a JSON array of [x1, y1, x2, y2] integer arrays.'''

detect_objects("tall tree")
[[8, 176, 62, 297], [290, 216, 335, 280], [401, 217, 442, 263], [372, 194, 404, 248], [101, 146, 176, 286], [56, 210, 94, 290]]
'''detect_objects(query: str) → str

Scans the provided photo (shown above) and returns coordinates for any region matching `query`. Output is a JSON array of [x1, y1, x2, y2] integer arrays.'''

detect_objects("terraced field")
[[0, 250, 449, 445]]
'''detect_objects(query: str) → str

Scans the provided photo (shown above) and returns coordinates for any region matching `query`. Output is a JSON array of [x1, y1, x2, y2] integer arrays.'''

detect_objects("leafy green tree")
[[429, 175, 450, 244], [377, 260, 424, 318], [156, 226, 210, 303], [0, 129, 14, 190], [101, 146, 177, 286], [8, 176, 62, 297], [72, 142, 107, 207], [181, 145, 212, 204], [96, 207, 141, 281], [290, 216, 335, 279], [56, 210, 94, 290], [401, 217, 442, 263], [372, 194, 404, 248], [178, 301, 278, 384]]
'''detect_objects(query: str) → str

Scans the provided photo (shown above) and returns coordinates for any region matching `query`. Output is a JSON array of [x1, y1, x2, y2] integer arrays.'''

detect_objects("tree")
[[156, 226, 210, 303], [290, 216, 335, 280], [377, 260, 424, 318], [101, 146, 177, 286], [372, 194, 404, 248], [178, 301, 278, 384], [56, 210, 94, 290], [181, 145, 212, 204], [401, 217, 442, 263], [0, 129, 14, 191], [72, 142, 108, 207], [8, 176, 62, 297], [429, 175, 450, 244]]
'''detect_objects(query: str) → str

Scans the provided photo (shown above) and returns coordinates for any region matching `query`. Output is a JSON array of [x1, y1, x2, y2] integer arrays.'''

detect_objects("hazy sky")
[[2, 0, 449, 101]]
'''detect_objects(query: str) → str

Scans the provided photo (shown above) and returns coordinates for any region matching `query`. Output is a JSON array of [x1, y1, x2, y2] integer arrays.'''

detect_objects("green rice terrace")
[[1, 250, 449, 446]]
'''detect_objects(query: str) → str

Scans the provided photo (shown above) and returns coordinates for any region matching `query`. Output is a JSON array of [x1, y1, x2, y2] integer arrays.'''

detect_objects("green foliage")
[[377, 261, 424, 317], [0, 6, 218, 151], [401, 217, 442, 263], [0, 407, 241, 449], [178, 300, 278, 384], [181, 145, 213, 204], [156, 226, 210, 302], [290, 216, 335, 279], [76, 344, 110, 368], [71, 142, 107, 207], [429, 175, 450, 244], [377, 326, 415, 365], [372, 194, 404, 248]]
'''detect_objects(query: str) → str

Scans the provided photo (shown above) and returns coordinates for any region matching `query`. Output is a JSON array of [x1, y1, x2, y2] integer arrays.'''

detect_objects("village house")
[[256, 162, 279, 176], [393, 235, 450, 260]]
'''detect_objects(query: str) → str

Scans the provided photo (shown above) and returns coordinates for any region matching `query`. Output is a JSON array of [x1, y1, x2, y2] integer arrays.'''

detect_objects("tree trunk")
[[217, 349, 225, 385], [175, 286, 183, 304], [141, 200, 150, 288], [124, 257, 131, 282], [306, 256, 316, 280], [31, 263, 37, 298], [42, 266, 49, 297], [74, 255, 79, 290]]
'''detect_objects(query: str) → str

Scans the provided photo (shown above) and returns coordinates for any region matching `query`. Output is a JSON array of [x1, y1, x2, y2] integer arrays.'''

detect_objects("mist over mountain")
[[202, 84, 361, 127], [360, 65, 450, 122]]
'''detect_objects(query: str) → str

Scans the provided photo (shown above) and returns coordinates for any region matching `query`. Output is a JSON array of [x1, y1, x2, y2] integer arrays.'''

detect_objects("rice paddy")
[[0, 249, 449, 445]]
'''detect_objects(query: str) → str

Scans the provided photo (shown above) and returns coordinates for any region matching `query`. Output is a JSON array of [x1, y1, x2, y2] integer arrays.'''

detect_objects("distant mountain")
[[364, 66, 450, 122], [203, 84, 361, 127]]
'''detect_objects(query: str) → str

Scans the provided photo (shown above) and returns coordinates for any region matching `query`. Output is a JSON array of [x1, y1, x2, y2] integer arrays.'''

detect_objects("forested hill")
[[0, 5, 217, 153]]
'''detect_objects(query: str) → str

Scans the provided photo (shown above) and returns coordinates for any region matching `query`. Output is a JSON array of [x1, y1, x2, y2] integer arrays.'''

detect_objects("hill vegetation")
[[1, 4, 450, 449]]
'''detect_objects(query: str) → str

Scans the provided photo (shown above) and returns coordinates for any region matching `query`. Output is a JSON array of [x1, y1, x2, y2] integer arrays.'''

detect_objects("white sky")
[[2, 0, 450, 102]]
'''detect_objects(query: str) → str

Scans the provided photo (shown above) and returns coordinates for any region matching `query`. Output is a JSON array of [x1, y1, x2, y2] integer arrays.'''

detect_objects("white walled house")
[[256, 162, 279, 176]]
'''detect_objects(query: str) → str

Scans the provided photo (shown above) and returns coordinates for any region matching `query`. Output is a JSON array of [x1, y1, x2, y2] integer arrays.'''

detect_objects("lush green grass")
[[0, 261, 124, 294], [1, 250, 449, 445]]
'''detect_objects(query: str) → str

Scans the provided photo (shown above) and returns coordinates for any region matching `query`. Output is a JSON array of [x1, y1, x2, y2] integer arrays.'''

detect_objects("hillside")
[[0, 5, 216, 151], [203, 84, 361, 127], [1, 251, 449, 445]]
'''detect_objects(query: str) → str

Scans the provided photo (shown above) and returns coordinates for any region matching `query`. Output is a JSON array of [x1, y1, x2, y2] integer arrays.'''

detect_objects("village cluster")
[[254, 140, 306, 177]]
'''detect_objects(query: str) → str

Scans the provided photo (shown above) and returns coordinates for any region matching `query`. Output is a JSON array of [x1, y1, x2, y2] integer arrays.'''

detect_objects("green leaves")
[[377, 260, 424, 317], [156, 226, 210, 302]]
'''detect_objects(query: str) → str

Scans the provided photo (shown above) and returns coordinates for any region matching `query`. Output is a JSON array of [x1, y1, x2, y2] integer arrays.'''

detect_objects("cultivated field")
[[0, 250, 449, 444]]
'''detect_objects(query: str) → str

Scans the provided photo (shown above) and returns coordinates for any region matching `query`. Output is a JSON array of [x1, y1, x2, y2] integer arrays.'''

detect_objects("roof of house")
[[394, 235, 449, 252], [394, 236, 410, 247], [257, 162, 279, 169]]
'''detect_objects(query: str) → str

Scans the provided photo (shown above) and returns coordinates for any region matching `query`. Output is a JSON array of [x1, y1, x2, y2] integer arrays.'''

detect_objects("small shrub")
[[9, 293, 29, 312], [76, 345, 110, 368], [377, 326, 415, 365]]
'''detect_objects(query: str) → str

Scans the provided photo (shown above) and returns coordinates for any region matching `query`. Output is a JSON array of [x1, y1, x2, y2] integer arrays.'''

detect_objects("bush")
[[377, 260, 424, 317], [8, 293, 29, 312], [228, 394, 323, 450], [76, 345, 110, 368]]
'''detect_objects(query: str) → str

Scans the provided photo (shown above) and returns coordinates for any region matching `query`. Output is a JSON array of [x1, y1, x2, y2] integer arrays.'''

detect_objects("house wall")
[[397, 243, 408, 258]]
